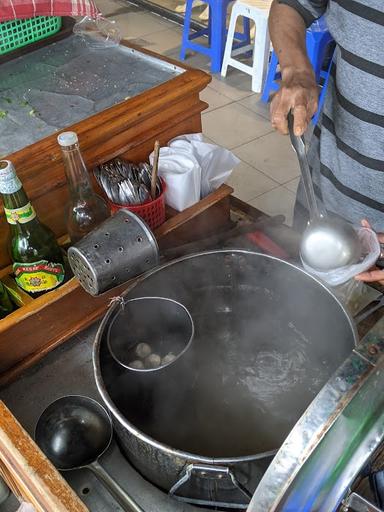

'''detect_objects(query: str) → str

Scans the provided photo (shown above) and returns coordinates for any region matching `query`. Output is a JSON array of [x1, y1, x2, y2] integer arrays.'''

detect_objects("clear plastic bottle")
[[58, 132, 110, 243]]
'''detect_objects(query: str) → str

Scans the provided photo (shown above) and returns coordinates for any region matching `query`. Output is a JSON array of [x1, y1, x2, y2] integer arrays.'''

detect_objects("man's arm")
[[268, 1, 319, 136]]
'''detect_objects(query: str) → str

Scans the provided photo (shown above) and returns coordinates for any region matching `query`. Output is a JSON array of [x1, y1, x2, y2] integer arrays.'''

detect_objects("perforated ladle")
[[288, 112, 361, 271]]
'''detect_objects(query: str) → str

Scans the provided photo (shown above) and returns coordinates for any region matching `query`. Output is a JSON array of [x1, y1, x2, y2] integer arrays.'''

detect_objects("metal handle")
[[169, 463, 252, 508], [354, 294, 384, 325], [88, 460, 144, 512], [287, 111, 325, 220], [341, 492, 383, 512], [370, 470, 384, 509]]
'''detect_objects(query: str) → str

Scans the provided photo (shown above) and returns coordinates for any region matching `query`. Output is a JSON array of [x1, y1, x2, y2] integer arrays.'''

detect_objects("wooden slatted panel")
[[0, 401, 88, 512]]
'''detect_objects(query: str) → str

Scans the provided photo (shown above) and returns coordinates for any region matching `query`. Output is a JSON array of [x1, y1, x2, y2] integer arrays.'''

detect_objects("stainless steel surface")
[[94, 250, 358, 508], [301, 217, 362, 271], [0, 325, 209, 512], [107, 297, 194, 372], [68, 209, 159, 295], [288, 113, 361, 271], [35, 395, 144, 512], [94, 159, 162, 206], [288, 114, 324, 221], [247, 316, 384, 512], [0, 36, 183, 157], [169, 464, 254, 508], [342, 493, 383, 512]]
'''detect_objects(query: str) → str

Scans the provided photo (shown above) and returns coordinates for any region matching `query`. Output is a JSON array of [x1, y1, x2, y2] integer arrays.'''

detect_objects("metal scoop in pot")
[[288, 112, 362, 271], [107, 297, 194, 372]]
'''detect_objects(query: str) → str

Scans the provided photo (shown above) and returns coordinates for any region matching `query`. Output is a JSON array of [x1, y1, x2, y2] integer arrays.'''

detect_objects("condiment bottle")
[[58, 131, 109, 243], [0, 160, 65, 295]]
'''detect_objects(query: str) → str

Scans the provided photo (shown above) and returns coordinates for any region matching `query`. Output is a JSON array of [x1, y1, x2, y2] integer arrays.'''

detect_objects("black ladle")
[[35, 395, 144, 512]]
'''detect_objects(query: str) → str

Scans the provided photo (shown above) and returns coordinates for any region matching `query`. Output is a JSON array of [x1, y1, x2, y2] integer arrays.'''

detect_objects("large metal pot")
[[93, 250, 357, 509]]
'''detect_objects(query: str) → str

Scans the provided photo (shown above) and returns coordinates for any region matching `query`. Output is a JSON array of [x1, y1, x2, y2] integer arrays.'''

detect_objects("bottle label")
[[4, 203, 36, 225], [13, 260, 65, 293]]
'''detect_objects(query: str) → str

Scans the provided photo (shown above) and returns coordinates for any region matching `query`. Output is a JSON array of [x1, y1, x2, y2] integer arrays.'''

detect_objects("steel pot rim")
[[93, 249, 358, 463]]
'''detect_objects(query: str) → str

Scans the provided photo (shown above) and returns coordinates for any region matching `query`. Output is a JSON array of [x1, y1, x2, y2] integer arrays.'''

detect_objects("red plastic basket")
[[108, 179, 166, 230]]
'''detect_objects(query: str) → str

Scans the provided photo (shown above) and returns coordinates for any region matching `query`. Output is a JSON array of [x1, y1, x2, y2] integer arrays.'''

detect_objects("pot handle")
[[341, 492, 382, 512], [169, 463, 252, 508], [354, 294, 384, 325]]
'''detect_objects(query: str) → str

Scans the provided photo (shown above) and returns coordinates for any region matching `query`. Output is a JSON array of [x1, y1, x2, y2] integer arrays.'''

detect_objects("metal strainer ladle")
[[35, 395, 144, 512], [288, 112, 361, 271], [107, 297, 194, 372]]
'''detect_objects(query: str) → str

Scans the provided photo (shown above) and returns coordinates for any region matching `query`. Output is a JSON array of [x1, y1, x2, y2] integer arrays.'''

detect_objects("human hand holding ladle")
[[35, 395, 144, 512], [287, 112, 362, 271]]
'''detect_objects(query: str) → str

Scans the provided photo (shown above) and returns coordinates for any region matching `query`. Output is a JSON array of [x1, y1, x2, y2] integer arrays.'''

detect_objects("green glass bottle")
[[0, 160, 65, 295], [0, 280, 13, 319]]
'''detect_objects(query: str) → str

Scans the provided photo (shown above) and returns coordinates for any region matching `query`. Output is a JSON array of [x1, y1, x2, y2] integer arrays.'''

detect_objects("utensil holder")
[[68, 210, 159, 295], [109, 179, 166, 230]]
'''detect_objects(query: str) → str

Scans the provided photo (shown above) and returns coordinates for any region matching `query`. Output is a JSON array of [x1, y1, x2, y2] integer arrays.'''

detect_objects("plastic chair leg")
[[179, 0, 195, 61], [210, 0, 227, 73], [243, 17, 251, 45], [251, 16, 270, 93], [208, 5, 212, 45], [221, 6, 239, 76], [312, 48, 334, 125], [261, 50, 278, 102]]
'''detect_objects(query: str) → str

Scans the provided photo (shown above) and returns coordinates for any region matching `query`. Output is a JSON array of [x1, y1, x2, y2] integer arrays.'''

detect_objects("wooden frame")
[[0, 401, 88, 511], [0, 37, 238, 386]]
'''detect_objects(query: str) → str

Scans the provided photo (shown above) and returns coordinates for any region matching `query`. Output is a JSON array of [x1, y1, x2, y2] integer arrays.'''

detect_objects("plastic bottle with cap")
[[58, 131, 110, 243]]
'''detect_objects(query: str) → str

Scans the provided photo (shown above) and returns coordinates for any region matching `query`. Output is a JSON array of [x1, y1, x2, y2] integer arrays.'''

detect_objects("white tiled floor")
[[97, 0, 301, 225], [202, 103, 273, 149], [233, 132, 299, 184]]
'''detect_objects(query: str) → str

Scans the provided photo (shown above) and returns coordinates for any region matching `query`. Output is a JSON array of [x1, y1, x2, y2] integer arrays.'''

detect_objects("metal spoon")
[[35, 395, 144, 512], [288, 112, 361, 271]]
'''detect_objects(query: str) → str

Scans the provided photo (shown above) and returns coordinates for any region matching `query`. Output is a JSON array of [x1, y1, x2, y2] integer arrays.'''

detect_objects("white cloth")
[[150, 134, 239, 211]]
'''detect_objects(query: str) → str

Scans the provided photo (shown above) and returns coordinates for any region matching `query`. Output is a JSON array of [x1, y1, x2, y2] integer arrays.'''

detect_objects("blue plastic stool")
[[180, 0, 251, 73], [261, 17, 334, 123]]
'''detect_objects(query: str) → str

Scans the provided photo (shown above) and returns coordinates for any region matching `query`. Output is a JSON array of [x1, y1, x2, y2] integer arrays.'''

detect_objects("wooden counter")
[[0, 38, 218, 384]]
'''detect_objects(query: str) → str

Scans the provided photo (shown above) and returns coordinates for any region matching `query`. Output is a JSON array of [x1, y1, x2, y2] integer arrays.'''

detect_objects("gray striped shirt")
[[279, 0, 384, 231]]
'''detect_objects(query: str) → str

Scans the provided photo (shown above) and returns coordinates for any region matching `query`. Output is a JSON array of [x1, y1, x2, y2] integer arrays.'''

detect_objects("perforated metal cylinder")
[[68, 209, 159, 295]]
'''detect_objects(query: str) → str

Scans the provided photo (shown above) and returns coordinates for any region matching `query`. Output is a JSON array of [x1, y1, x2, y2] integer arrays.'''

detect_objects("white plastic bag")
[[169, 134, 240, 197], [16, 504, 36, 512], [332, 279, 382, 316], [302, 227, 380, 286], [150, 147, 201, 211], [73, 15, 121, 49]]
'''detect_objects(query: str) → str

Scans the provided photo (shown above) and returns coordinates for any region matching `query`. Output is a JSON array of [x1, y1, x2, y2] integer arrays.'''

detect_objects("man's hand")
[[355, 219, 384, 285], [270, 67, 319, 136], [268, 1, 319, 136]]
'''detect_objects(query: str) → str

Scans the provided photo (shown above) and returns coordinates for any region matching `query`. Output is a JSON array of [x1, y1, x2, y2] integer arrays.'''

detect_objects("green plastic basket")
[[0, 16, 62, 56]]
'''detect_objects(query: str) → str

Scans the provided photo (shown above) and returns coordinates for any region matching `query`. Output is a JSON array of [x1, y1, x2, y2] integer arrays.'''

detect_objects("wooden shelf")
[[0, 39, 219, 386], [0, 184, 233, 387]]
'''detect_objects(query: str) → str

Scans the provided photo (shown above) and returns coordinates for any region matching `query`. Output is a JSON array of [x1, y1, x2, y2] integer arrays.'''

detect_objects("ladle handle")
[[89, 461, 145, 512], [287, 112, 325, 221]]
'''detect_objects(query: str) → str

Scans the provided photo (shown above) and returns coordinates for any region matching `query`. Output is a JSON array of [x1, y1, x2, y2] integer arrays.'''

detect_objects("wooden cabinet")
[[0, 41, 235, 385]]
